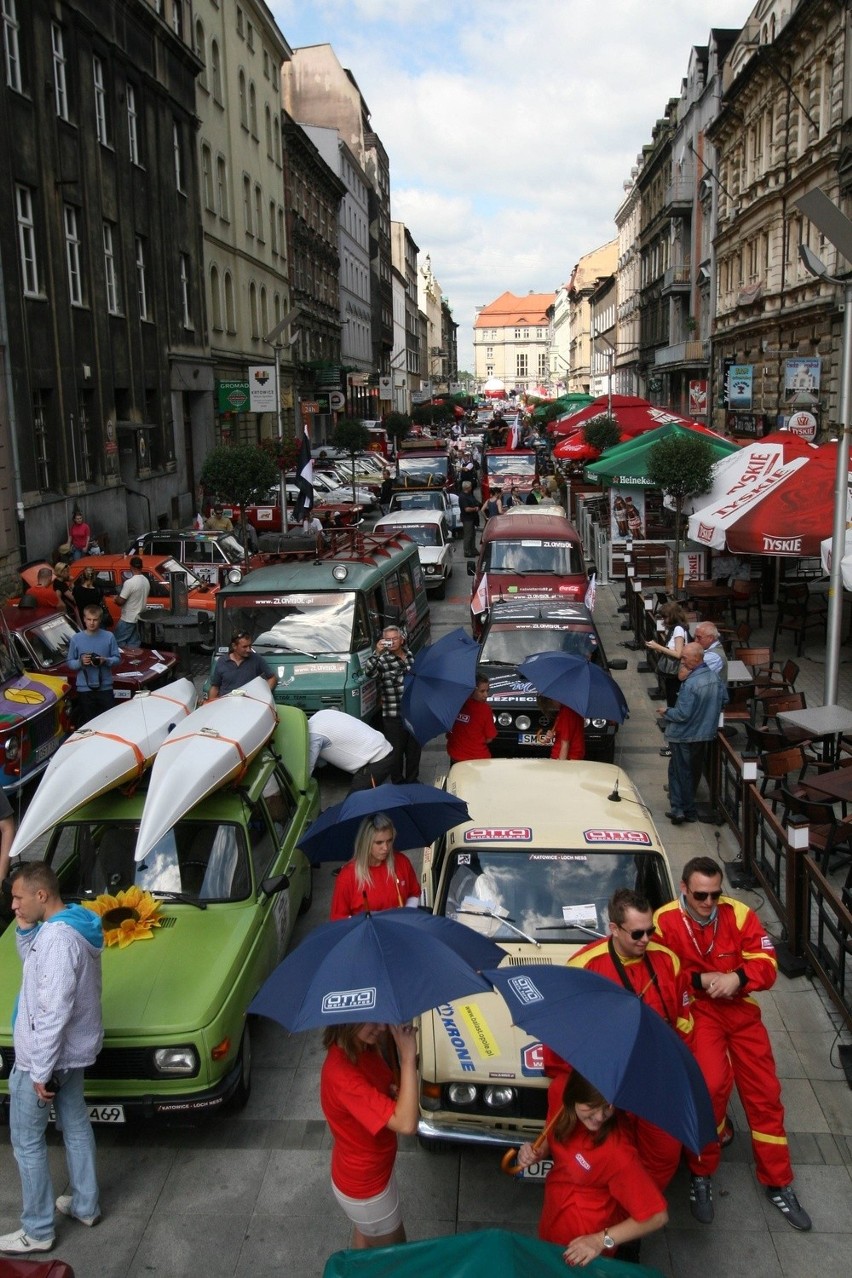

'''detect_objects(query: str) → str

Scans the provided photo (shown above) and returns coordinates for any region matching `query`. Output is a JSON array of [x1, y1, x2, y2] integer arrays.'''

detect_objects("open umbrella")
[[584, 421, 739, 485], [250, 908, 503, 1030], [517, 652, 629, 723], [401, 627, 480, 745], [298, 782, 470, 862], [548, 395, 694, 438], [486, 965, 715, 1154]]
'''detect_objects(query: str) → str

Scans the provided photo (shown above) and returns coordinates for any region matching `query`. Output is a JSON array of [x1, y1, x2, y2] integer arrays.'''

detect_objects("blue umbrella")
[[250, 908, 504, 1030], [402, 627, 481, 744], [517, 652, 629, 723], [298, 782, 470, 862], [486, 965, 715, 1154]]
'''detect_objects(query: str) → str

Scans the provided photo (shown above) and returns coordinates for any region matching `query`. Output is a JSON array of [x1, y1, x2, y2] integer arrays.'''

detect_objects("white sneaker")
[[55, 1195, 101, 1227], [0, 1228, 55, 1254]]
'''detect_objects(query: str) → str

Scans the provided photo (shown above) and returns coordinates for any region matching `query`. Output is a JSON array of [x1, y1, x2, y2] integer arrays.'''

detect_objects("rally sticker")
[[321, 987, 376, 1014], [583, 829, 652, 845], [562, 904, 598, 928], [456, 1003, 500, 1060], [521, 1042, 544, 1077], [293, 663, 346, 675], [436, 1004, 476, 1072], [464, 827, 532, 842]]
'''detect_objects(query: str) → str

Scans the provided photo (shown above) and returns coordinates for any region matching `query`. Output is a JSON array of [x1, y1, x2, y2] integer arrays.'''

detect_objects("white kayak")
[[133, 676, 278, 863], [10, 678, 197, 859]]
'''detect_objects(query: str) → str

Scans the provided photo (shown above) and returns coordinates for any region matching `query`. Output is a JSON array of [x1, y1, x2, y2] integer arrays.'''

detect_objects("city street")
[[1, 530, 851, 1277]]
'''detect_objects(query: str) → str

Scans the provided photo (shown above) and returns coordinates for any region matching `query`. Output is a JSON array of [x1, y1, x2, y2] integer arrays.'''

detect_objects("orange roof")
[[475, 291, 556, 328]]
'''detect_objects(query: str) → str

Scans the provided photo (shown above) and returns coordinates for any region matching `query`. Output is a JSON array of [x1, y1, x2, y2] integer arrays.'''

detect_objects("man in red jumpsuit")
[[654, 856, 811, 1230], [569, 888, 694, 1191]]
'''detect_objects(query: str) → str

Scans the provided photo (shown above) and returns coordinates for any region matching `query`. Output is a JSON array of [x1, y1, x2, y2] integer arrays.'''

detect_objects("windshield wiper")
[[254, 641, 315, 658], [152, 891, 207, 910], [535, 922, 604, 939], [457, 907, 540, 948]]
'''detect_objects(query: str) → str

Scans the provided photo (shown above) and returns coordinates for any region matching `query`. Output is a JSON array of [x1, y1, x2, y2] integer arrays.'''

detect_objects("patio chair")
[[758, 746, 819, 812], [729, 578, 763, 627], [780, 788, 852, 873], [734, 647, 775, 679], [772, 582, 827, 656]]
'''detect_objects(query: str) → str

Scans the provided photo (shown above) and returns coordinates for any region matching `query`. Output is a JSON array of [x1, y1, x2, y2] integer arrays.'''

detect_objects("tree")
[[646, 434, 715, 595], [583, 416, 622, 455], [383, 411, 412, 470], [200, 444, 279, 562], [332, 418, 371, 505]]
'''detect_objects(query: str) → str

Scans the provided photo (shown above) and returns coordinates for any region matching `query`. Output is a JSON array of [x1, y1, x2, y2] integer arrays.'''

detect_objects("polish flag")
[[584, 573, 597, 613], [470, 571, 490, 616]]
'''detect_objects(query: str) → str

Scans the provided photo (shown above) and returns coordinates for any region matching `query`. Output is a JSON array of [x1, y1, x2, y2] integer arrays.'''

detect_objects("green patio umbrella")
[[584, 422, 739, 486]]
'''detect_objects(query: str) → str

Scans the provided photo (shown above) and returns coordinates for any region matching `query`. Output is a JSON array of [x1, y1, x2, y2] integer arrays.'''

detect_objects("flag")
[[509, 419, 522, 450], [584, 572, 597, 613], [470, 571, 490, 617], [292, 425, 314, 520]]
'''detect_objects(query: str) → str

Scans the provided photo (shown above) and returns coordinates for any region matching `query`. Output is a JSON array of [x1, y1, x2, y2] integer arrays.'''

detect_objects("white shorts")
[[331, 1171, 403, 1237]]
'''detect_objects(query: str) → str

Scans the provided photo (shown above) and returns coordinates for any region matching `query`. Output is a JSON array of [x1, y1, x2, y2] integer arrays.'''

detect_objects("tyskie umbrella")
[[517, 652, 629, 723], [298, 782, 470, 862], [676, 431, 818, 518], [250, 908, 503, 1030], [401, 627, 480, 745], [486, 965, 715, 1153]]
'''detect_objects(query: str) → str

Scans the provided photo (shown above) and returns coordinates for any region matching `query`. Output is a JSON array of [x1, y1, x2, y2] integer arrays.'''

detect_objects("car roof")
[[1, 602, 66, 629], [218, 538, 418, 594], [375, 510, 446, 528], [481, 513, 581, 542]]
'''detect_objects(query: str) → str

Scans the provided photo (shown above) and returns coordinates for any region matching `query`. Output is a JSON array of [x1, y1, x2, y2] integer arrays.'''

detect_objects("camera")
[[381, 639, 393, 650], [87, 653, 105, 666]]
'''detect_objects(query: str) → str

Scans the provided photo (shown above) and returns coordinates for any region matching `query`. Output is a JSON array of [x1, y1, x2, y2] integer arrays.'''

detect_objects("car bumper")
[[417, 1115, 535, 1149]]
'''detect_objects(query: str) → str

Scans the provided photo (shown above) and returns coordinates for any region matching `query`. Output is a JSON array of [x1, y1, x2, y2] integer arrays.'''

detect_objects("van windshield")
[[486, 539, 582, 575], [486, 454, 536, 478], [480, 623, 598, 664], [396, 456, 448, 485], [219, 592, 356, 653], [439, 849, 671, 943]]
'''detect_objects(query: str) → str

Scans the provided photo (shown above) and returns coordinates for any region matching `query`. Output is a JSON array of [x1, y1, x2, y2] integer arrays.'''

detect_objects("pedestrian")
[[67, 512, 91, 561], [72, 566, 105, 619], [514, 1070, 668, 1265], [569, 888, 694, 1191], [645, 601, 689, 711], [458, 481, 480, 558], [654, 856, 812, 1231], [329, 815, 420, 920], [480, 486, 502, 522], [446, 677, 496, 762], [320, 1020, 418, 1250], [206, 630, 277, 701], [0, 862, 104, 1256], [694, 621, 728, 682], [112, 557, 150, 647], [658, 642, 727, 825], [52, 563, 80, 627], [363, 626, 420, 784], [379, 468, 394, 515], [526, 478, 545, 504], [0, 788, 15, 927], [66, 605, 122, 724], [205, 503, 234, 534], [26, 566, 61, 610], [535, 694, 585, 760], [307, 708, 395, 792]]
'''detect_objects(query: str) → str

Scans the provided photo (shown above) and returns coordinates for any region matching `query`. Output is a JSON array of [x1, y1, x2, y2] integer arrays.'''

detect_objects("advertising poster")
[[249, 365, 276, 412], [727, 365, 753, 410], [784, 357, 821, 401], [688, 380, 708, 415], [610, 486, 646, 539]]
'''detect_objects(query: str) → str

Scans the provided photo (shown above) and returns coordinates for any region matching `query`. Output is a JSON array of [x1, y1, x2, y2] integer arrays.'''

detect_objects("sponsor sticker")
[[293, 663, 347, 675], [583, 829, 652, 845], [436, 1004, 476, 1072], [457, 1003, 500, 1060], [761, 935, 775, 950], [506, 974, 543, 1006], [562, 903, 598, 928], [321, 988, 377, 1014], [762, 535, 802, 554], [521, 1042, 544, 1076], [464, 827, 532, 842], [574, 1153, 592, 1171], [489, 1071, 517, 1079]]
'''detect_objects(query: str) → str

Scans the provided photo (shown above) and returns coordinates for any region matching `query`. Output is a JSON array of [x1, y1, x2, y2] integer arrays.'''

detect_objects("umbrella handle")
[[500, 1117, 555, 1177]]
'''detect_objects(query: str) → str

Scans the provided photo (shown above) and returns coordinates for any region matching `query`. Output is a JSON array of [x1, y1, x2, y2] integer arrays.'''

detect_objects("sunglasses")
[[690, 890, 723, 902], [619, 925, 656, 941]]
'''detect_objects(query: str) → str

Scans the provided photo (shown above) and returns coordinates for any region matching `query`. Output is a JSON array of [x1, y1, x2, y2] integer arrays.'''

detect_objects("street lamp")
[[593, 332, 616, 418], [263, 307, 300, 532]]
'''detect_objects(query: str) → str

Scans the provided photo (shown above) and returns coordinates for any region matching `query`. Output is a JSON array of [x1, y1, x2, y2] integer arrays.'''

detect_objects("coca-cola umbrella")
[[548, 396, 697, 438]]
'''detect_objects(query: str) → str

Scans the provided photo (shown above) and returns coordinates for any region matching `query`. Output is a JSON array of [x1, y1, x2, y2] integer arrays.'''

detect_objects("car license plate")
[[517, 733, 539, 746], [114, 689, 132, 700], [519, 1158, 552, 1181], [49, 1103, 126, 1124], [34, 737, 60, 764]]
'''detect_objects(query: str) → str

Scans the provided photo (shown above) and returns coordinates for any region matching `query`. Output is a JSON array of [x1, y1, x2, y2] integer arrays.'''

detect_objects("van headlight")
[[483, 1085, 516, 1109], [588, 718, 608, 729], [227, 568, 243, 584], [447, 1083, 478, 1107], [515, 715, 532, 731], [153, 1047, 199, 1076]]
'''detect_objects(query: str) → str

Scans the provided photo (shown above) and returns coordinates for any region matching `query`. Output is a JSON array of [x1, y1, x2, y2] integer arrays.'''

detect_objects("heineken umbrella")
[[584, 422, 739, 486]]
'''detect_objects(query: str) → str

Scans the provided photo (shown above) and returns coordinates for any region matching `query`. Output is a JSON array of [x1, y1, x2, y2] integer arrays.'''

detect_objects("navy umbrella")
[[250, 908, 503, 1030], [401, 627, 481, 744], [298, 782, 470, 862], [486, 964, 715, 1154], [517, 652, 629, 723]]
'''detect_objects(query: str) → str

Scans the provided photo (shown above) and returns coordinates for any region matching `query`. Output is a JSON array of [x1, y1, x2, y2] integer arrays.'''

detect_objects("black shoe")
[[690, 1174, 714, 1224], [659, 747, 671, 757], [720, 1115, 735, 1147], [766, 1184, 812, 1231], [665, 811, 685, 825]]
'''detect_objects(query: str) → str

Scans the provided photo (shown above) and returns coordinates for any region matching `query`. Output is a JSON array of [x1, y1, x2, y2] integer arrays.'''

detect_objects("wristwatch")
[[602, 1231, 616, 1250]]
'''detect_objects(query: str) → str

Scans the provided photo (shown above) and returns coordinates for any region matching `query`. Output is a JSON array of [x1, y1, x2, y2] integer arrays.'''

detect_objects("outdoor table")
[[777, 704, 852, 766], [726, 659, 753, 685], [798, 765, 852, 816], [686, 581, 733, 623]]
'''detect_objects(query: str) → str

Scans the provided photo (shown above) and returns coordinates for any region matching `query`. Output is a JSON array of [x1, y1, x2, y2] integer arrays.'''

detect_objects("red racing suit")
[[654, 895, 792, 1186], [568, 938, 694, 1190]]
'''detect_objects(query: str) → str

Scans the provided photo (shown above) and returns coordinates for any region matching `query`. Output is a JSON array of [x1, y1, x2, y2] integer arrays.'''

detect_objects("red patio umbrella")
[[549, 396, 699, 438], [552, 435, 604, 462]]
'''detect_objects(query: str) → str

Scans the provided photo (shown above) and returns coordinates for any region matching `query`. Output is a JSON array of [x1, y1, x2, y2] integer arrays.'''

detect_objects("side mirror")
[[260, 873, 290, 897], [467, 562, 476, 576]]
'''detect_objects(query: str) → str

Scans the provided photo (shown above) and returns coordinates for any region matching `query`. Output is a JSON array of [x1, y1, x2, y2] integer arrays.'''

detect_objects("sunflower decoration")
[[85, 885, 162, 949]]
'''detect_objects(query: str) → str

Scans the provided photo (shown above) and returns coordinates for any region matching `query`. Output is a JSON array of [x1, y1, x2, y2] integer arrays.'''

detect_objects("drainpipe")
[[0, 268, 27, 562]]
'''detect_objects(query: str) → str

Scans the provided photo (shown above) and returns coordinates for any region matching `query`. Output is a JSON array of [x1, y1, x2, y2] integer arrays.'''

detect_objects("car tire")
[[435, 577, 446, 600], [418, 1134, 454, 1154], [230, 1024, 252, 1110], [298, 867, 313, 916]]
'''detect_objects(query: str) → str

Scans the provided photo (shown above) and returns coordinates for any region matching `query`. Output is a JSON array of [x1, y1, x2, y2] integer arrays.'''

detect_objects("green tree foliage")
[[258, 434, 300, 473], [383, 412, 412, 452], [583, 416, 622, 454], [412, 401, 456, 427], [332, 418, 371, 504], [646, 434, 715, 595], [200, 444, 279, 558]]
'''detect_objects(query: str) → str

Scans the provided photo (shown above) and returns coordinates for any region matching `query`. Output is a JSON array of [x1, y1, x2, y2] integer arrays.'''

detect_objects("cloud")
[[271, 0, 750, 370]]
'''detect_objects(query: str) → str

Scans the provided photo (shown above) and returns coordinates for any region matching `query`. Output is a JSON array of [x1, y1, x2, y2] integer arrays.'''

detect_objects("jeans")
[[76, 689, 115, 724], [382, 716, 421, 784], [667, 740, 706, 819], [10, 1065, 99, 1240], [462, 518, 478, 558], [113, 620, 140, 647]]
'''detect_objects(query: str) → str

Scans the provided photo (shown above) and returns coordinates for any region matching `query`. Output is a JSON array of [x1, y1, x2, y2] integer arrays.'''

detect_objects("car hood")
[[478, 668, 537, 706], [487, 577, 586, 601]]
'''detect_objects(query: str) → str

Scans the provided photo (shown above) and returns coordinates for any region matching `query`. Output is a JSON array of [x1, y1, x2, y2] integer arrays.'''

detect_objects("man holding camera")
[[66, 605, 121, 724], [363, 625, 420, 783]]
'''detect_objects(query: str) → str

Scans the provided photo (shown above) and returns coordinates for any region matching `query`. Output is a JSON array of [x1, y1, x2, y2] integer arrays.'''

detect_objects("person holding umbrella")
[[446, 677, 496, 762], [320, 1020, 418, 1250], [515, 1070, 668, 1265], [534, 695, 585, 760], [329, 815, 420, 920]]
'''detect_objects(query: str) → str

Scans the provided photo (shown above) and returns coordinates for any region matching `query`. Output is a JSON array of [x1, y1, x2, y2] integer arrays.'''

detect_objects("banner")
[[784, 357, 821, 400], [248, 365, 276, 412], [726, 365, 753, 410], [688, 380, 707, 415], [610, 487, 645, 539]]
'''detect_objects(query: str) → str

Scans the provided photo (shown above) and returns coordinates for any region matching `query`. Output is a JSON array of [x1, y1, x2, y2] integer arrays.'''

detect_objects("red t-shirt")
[[321, 1043, 397, 1198], [550, 705, 585, 760], [329, 852, 420, 920], [447, 697, 497, 761]]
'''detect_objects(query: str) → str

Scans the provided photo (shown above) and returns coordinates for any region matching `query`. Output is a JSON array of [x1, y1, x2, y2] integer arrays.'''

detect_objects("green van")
[[210, 533, 431, 720]]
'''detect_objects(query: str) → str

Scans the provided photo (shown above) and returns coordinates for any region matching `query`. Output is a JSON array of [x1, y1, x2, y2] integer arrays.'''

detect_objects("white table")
[[726, 660, 753, 685], [777, 704, 852, 764]]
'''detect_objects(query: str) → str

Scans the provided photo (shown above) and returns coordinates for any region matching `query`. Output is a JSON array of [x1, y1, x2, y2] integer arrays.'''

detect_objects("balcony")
[[655, 340, 709, 367], [664, 174, 695, 212], [662, 265, 690, 294]]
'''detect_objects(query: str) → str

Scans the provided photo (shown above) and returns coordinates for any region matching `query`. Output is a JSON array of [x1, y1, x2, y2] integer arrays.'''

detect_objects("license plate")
[[114, 690, 132, 700], [519, 1158, 552, 1181], [517, 733, 540, 746], [34, 737, 60, 764], [50, 1104, 125, 1124]]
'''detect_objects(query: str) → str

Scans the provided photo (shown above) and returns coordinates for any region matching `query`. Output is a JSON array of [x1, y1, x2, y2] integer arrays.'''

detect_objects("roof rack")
[[259, 528, 408, 567]]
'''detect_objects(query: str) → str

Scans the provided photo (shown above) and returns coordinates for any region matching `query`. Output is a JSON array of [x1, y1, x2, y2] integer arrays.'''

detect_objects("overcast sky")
[[271, 0, 751, 372]]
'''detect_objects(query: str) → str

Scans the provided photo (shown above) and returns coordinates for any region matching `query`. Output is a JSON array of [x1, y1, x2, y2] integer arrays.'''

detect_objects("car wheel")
[[298, 866, 314, 916], [230, 1024, 252, 1110], [434, 577, 446, 600], [418, 1134, 454, 1154]]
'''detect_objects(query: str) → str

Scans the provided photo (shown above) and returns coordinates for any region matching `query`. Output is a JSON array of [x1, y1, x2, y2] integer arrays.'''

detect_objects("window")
[[3, 0, 22, 93], [136, 236, 149, 320], [224, 270, 235, 332], [64, 205, 83, 306], [265, 103, 272, 156], [78, 391, 94, 483], [260, 285, 268, 337], [52, 21, 68, 120], [277, 208, 285, 258], [249, 82, 257, 137], [15, 185, 39, 296], [216, 155, 229, 220], [201, 143, 214, 209], [127, 83, 140, 164], [516, 354, 528, 377], [210, 264, 221, 330], [249, 281, 258, 339], [238, 70, 247, 129], [179, 253, 192, 328], [486, 346, 493, 359], [211, 39, 222, 101], [514, 328, 521, 339], [195, 18, 206, 89], [263, 50, 270, 80], [273, 116, 281, 166], [254, 184, 263, 241], [246, 21, 254, 52], [173, 119, 184, 192], [236, 5, 244, 37], [93, 56, 108, 145], [103, 222, 121, 314], [269, 200, 277, 254], [538, 352, 548, 377], [243, 174, 252, 234], [171, 0, 183, 39]]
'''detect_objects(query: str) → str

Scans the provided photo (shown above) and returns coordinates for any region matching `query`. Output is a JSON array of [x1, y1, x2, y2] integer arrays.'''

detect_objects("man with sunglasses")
[[568, 888, 693, 1192], [654, 856, 811, 1232]]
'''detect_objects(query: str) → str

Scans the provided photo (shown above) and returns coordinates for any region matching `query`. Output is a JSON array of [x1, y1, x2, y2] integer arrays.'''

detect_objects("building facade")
[[473, 291, 556, 393], [566, 245, 618, 394], [391, 220, 421, 411]]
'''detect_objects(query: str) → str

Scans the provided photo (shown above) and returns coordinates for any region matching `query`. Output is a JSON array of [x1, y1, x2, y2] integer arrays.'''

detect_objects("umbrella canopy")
[[483, 377, 506, 399], [673, 431, 818, 516], [486, 965, 715, 1154], [820, 529, 852, 586], [401, 628, 480, 745], [552, 435, 603, 462], [584, 422, 739, 486], [549, 396, 697, 439], [517, 652, 629, 723], [250, 908, 503, 1031], [298, 782, 471, 862], [688, 443, 847, 556]]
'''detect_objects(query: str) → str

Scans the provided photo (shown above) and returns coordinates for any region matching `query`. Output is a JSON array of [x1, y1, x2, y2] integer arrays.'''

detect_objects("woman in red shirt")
[[321, 1021, 418, 1248], [329, 815, 420, 920], [516, 1071, 667, 1265], [535, 695, 585, 760]]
